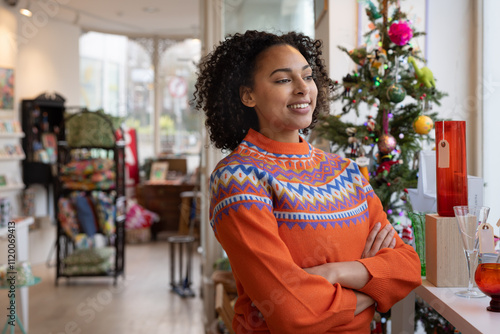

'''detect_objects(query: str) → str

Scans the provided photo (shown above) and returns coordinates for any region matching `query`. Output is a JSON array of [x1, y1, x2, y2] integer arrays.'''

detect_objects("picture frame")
[[41, 132, 57, 149], [41, 133, 58, 163], [0, 68, 14, 111], [149, 161, 169, 182], [314, 0, 328, 27]]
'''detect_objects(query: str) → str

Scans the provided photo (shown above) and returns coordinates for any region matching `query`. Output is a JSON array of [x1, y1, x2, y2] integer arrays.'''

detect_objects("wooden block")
[[425, 214, 468, 287]]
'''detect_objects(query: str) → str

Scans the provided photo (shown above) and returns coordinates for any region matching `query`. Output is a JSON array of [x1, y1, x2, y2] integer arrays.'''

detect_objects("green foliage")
[[316, 0, 447, 223]]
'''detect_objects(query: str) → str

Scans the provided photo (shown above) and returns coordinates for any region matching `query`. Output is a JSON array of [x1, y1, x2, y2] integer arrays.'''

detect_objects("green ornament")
[[367, 1, 382, 20], [386, 83, 406, 103]]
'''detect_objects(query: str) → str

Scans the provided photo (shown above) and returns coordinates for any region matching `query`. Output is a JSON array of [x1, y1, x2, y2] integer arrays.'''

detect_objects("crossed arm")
[[303, 222, 397, 315]]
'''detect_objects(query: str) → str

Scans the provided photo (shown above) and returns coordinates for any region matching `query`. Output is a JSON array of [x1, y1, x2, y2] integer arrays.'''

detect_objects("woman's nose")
[[294, 79, 310, 95]]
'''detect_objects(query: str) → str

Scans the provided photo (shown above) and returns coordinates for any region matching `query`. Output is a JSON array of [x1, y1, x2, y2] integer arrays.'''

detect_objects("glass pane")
[[224, 0, 315, 37], [79, 32, 128, 116], [158, 38, 202, 172], [126, 40, 154, 165], [80, 57, 103, 111]]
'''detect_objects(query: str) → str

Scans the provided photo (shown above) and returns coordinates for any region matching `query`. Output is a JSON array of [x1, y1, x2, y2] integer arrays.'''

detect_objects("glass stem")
[[465, 250, 475, 291], [467, 259, 474, 291]]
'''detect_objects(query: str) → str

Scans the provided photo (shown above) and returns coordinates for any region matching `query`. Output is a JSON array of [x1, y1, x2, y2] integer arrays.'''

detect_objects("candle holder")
[[475, 252, 500, 312]]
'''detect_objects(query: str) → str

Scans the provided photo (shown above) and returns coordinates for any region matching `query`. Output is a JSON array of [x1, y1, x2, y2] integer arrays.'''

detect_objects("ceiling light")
[[19, 0, 32, 17]]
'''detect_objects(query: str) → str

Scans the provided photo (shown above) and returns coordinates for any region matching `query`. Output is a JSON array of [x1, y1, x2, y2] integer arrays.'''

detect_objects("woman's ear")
[[240, 86, 256, 108]]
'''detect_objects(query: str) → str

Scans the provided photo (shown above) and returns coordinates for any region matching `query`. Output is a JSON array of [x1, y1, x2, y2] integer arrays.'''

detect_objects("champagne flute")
[[453, 205, 489, 298]]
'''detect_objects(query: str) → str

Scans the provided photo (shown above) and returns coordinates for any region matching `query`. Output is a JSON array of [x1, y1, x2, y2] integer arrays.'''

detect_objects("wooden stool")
[[167, 235, 196, 298], [167, 190, 201, 297]]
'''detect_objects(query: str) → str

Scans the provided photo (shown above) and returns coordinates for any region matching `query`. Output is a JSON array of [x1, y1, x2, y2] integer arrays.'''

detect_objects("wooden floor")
[[0, 241, 205, 334]]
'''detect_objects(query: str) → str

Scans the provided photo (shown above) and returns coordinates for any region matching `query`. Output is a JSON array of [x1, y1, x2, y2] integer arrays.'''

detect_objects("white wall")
[[0, 7, 17, 90], [427, 0, 480, 175], [16, 18, 80, 105]]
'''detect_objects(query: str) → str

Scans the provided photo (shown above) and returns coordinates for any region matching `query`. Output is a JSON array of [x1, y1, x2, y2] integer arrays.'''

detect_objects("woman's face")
[[240, 44, 318, 143]]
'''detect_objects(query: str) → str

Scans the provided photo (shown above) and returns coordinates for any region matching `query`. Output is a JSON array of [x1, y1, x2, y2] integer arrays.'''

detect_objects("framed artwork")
[[0, 68, 14, 111], [149, 162, 169, 182], [0, 175, 6, 187], [314, 0, 328, 27], [42, 133, 58, 163], [41, 133, 57, 149]]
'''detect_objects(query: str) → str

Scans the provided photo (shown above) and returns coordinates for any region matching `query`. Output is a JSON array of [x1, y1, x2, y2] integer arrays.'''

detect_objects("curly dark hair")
[[193, 30, 333, 151]]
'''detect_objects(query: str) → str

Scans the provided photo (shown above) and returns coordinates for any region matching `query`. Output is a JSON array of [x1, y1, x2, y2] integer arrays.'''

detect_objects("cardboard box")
[[425, 214, 469, 287], [467, 175, 483, 207]]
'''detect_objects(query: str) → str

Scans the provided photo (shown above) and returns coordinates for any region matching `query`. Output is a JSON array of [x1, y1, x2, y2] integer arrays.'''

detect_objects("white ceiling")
[[15, 0, 202, 38]]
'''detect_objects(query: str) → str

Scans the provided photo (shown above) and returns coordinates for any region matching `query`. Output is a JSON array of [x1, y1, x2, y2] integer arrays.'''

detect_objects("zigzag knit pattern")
[[210, 129, 374, 232]]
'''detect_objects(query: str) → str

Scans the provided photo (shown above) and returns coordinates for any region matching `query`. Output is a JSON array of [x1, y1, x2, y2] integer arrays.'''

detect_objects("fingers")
[[371, 224, 395, 252], [363, 223, 397, 258], [362, 222, 381, 258]]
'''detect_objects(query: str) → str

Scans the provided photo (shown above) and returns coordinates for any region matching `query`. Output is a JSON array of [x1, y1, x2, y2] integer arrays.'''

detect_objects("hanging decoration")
[[408, 56, 436, 88], [388, 20, 413, 46], [386, 83, 406, 103], [378, 133, 397, 154], [413, 115, 434, 135]]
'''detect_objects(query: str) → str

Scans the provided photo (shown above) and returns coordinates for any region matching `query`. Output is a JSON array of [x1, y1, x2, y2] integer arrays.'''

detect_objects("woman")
[[194, 30, 421, 334]]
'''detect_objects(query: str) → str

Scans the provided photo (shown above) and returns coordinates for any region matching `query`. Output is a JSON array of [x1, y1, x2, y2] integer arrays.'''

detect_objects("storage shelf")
[[55, 111, 126, 286], [0, 132, 25, 139], [0, 155, 26, 161], [0, 184, 26, 192]]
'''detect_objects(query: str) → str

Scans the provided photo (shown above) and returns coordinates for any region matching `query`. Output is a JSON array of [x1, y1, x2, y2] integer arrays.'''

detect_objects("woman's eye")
[[276, 79, 291, 83], [304, 75, 314, 81]]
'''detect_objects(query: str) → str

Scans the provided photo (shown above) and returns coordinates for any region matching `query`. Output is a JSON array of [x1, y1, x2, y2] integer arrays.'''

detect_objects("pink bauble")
[[378, 134, 397, 154], [388, 21, 413, 46]]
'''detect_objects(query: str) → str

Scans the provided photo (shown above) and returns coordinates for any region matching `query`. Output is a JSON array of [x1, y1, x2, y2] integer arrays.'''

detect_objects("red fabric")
[[125, 203, 159, 229]]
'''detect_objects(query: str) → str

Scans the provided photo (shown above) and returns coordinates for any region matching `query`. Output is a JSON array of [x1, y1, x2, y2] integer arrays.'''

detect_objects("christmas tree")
[[316, 0, 446, 226]]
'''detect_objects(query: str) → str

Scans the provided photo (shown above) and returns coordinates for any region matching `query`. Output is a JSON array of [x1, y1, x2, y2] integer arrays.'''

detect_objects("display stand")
[[54, 110, 126, 285], [21, 92, 66, 216], [425, 214, 468, 287]]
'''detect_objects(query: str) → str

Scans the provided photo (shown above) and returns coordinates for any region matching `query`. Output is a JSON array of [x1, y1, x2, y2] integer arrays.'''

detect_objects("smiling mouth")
[[287, 103, 309, 109]]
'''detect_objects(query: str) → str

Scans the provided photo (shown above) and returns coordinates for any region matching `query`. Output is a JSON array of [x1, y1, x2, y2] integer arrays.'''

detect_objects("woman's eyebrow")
[[269, 64, 311, 77]]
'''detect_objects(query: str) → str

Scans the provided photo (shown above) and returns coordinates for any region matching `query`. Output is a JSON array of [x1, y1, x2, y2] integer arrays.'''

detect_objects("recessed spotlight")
[[20, 7, 32, 17], [143, 7, 159, 13], [19, 0, 32, 17]]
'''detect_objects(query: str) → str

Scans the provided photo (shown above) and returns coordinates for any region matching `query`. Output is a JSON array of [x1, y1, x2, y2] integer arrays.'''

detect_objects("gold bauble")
[[413, 115, 434, 135]]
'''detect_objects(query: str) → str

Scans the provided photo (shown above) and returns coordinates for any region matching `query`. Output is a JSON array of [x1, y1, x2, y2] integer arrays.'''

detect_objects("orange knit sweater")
[[210, 129, 422, 333]]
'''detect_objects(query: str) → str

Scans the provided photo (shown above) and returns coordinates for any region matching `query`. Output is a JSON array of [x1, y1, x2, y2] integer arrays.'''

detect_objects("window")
[[483, 0, 500, 231], [79, 32, 202, 172]]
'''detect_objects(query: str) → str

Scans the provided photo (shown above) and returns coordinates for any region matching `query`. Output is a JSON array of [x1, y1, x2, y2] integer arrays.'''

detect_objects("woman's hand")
[[353, 291, 375, 315], [361, 222, 396, 259]]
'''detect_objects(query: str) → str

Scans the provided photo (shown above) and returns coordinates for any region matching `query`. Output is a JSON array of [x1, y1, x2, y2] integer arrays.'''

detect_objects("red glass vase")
[[435, 121, 468, 217]]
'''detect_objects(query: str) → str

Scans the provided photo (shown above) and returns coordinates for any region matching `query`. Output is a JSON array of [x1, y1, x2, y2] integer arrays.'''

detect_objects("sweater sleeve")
[[210, 165, 358, 334], [356, 189, 422, 312]]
